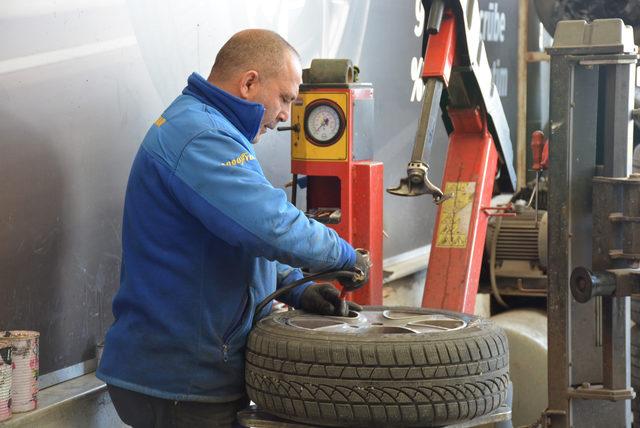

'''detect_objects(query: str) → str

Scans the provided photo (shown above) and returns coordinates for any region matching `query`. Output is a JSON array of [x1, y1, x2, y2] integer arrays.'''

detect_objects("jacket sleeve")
[[275, 262, 312, 308], [168, 129, 356, 272]]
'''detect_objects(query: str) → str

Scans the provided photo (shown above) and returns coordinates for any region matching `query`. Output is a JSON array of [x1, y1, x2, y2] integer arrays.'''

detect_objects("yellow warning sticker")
[[435, 182, 476, 248]]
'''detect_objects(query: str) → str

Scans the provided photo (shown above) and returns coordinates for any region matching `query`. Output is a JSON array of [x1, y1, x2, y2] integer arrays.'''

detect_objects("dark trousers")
[[107, 384, 249, 428]]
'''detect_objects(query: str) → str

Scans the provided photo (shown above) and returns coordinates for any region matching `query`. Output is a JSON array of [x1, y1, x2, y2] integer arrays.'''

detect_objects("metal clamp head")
[[386, 161, 450, 204]]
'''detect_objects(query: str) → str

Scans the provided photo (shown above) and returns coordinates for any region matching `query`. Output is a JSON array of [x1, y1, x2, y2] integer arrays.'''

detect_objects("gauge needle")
[[315, 117, 329, 132]]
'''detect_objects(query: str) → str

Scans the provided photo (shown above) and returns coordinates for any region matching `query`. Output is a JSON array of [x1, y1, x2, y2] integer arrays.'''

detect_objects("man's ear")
[[239, 70, 260, 100]]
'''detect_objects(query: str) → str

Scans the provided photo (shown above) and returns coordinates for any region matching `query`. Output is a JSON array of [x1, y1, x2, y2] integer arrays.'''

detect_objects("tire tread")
[[246, 308, 509, 427]]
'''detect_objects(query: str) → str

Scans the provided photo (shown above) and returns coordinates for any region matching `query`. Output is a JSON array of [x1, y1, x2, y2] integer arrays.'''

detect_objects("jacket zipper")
[[221, 290, 249, 362], [222, 344, 229, 362]]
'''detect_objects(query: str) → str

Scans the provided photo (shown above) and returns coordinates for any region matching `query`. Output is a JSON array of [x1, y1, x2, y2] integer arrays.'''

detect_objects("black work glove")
[[338, 248, 372, 292], [299, 283, 363, 317]]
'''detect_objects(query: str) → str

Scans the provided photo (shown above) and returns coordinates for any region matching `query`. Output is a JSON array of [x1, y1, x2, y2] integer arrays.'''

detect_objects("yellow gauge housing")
[[291, 91, 349, 161]]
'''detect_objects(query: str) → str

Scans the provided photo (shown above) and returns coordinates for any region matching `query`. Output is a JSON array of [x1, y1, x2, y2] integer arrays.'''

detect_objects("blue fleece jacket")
[[96, 73, 356, 402]]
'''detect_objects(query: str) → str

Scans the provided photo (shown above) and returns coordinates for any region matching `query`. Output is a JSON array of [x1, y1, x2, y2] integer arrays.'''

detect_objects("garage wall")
[[0, 0, 450, 379], [0, 0, 161, 380]]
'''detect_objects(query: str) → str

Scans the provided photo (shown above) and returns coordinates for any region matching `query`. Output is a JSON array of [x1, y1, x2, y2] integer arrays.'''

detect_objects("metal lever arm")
[[386, 78, 447, 203], [387, 1, 452, 203], [426, 0, 445, 34]]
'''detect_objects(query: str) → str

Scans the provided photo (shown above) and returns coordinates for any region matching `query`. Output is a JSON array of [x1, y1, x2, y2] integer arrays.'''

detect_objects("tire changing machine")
[[238, 0, 515, 426]]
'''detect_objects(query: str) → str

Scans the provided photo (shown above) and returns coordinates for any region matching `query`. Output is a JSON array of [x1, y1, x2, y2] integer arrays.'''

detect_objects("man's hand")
[[338, 248, 372, 291], [299, 283, 362, 317]]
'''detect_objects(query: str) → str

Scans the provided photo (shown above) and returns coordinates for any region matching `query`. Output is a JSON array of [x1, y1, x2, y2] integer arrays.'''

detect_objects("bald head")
[[208, 29, 300, 83], [207, 29, 303, 143]]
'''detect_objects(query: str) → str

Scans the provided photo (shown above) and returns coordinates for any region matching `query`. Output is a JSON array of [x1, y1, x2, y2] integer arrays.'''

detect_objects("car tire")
[[245, 306, 510, 427]]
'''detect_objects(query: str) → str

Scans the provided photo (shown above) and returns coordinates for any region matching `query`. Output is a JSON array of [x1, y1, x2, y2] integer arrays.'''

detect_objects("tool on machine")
[[252, 249, 371, 325], [528, 130, 548, 223], [276, 124, 300, 133], [387, 0, 449, 204]]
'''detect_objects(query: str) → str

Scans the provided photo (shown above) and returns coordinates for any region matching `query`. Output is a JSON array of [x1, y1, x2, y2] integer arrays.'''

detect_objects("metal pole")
[[516, 0, 528, 190]]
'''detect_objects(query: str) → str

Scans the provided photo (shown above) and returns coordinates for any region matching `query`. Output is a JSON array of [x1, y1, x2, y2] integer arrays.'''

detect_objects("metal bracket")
[[609, 212, 640, 223], [574, 53, 639, 66], [567, 383, 636, 401]]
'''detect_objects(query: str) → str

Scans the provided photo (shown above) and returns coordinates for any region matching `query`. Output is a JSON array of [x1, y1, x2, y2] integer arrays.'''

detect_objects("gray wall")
[[0, 0, 160, 375], [0, 0, 459, 376]]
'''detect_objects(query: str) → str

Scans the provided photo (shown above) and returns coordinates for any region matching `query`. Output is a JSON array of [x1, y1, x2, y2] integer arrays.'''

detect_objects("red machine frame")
[[292, 87, 384, 306], [418, 9, 500, 313]]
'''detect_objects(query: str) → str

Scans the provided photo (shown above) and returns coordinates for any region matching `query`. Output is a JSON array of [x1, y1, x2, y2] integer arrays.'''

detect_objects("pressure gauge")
[[303, 99, 346, 147]]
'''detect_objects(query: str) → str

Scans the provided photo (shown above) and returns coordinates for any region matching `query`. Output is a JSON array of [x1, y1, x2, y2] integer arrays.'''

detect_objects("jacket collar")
[[182, 73, 265, 143]]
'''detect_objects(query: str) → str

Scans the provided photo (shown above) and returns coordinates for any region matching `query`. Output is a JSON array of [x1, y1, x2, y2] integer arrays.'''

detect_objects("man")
[[96, 29, 369, 427]]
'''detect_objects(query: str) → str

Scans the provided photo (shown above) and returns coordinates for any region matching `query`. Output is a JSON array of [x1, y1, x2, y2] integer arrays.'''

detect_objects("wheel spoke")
[[407, 319, 466, 330], [284, 310, 466, 334], [287, 318, 347, 330]]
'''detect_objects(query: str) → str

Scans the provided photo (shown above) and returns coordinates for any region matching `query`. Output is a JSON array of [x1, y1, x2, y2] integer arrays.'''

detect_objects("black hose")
[[291, 174, 298, 206], [252, 270, 358, 326]]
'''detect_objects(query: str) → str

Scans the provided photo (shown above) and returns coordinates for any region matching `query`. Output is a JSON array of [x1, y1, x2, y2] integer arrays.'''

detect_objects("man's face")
[[247, 53, 302, 143]]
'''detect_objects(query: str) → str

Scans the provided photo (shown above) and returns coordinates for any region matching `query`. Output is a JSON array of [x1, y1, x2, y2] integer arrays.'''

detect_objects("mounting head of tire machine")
[[388, 0, 516, 314]]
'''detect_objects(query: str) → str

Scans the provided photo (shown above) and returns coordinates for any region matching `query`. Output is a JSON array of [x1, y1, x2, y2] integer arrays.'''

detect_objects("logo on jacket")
[[221, 152, 256, 167], [154, 116, 166, 127]]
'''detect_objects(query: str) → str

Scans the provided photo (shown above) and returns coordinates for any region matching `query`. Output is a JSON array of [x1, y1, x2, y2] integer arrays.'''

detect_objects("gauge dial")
[[304, 100, 346, 147]]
